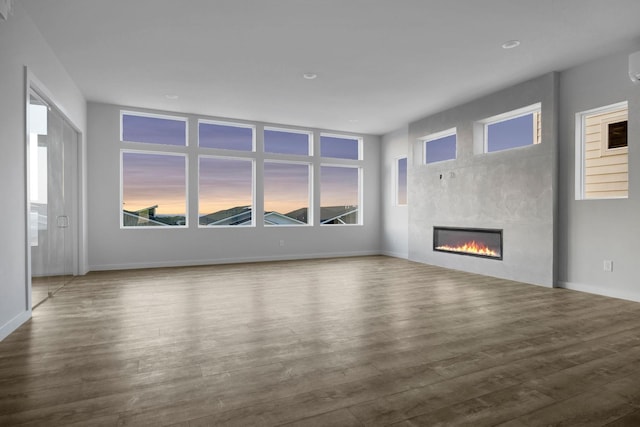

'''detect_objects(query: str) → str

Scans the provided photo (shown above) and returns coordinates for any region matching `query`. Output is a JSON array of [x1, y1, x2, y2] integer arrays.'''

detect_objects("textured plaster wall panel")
[[408, 73, 557, 286]]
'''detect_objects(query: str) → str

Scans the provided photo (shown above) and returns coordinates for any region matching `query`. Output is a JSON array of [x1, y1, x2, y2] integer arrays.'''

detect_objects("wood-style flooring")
[[2, 256, 640, 426], [30, 277, 50, 309]]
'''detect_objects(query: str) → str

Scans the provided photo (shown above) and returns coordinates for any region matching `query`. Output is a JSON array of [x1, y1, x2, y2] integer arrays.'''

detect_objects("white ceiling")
[[23, 0, 640, 135]]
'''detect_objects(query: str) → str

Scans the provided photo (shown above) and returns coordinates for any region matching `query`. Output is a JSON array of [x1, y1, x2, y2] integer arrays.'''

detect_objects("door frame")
[[25, 68, 85, 309]]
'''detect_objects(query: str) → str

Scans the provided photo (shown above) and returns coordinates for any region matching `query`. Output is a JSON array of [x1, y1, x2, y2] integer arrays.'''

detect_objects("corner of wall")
[[380, 125, 410, 259]]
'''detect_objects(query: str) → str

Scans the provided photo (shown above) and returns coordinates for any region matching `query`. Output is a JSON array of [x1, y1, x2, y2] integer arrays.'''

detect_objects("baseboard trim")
[[557, 281, 640, 303], [380, 250, 409, 260], [89, 251, 383, 272], [0, 310, 31, 342]]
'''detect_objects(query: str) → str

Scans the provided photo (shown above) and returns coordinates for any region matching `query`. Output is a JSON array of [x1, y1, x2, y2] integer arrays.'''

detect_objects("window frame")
[[479, 103, 541, 153], [422, 128, 457, 164], [120, 110, 188, 147], [395, 156, 408, 206], [600, 116, 628, 155], [119, 109, 366, 230], [575, 101, 629, 200], [120, 110, 190, 229]]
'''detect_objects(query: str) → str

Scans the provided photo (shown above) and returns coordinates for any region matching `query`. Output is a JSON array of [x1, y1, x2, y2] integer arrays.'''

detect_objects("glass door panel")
[[28, 91, 76, 308]]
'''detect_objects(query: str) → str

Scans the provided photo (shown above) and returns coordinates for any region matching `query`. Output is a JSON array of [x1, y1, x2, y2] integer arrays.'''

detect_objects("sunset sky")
[[425, 112, 534, 162], [122, 112, 530, 217], [320, 166, 359, 208], [426, 134, 457, 164], [200, 121, 253, 151], [264, 162, 310, 214], [122, 115, 361, 217], [199, 157, 253, 214], [122, 151, 186, 215], [122, 114, 186, 146], [487, 113, 534, 152]]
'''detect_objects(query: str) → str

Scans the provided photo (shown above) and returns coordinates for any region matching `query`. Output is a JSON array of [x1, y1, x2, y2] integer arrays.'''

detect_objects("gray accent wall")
[[87, 102, 381, 270], [407, 74, 558, 287], [558, 46, 640, 301], [0, 3, 86, 340]]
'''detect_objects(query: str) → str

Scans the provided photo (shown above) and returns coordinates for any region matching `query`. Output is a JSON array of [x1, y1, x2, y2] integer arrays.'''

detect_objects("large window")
[[121, 112, 189, 228], [576, 102, 628, 200], [320, 165, 360, 225], [199, 157, 254, 226], [121, 110, 365, 229], [480, 104, 541, 153], [423, 128, 456, 164], [263, 161, 311, 225], [121, 151, 187, 227], [318, 133, 362, 225], [197, 120, 255, 226]]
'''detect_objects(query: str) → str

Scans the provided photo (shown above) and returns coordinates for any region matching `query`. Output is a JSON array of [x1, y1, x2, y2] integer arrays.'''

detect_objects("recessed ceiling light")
[[501, 40, 521, 49], [164, 94, 179, 100], [302, 72, 318, 80], [348, 119, 359, 123]]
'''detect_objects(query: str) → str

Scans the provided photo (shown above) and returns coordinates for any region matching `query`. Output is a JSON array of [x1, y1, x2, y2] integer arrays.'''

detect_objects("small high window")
[[320, 134, 361, 160], [121, 112, 187, 146], [264, 128, 311, 156], [480, 104, 541, 153], [576, 102, 628, 200], [423, 128, 456, 164], [199, 120, 254, 151]]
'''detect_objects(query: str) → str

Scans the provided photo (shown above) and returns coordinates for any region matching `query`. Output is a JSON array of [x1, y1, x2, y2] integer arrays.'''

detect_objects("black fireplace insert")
[[433, 226, 503, 260]]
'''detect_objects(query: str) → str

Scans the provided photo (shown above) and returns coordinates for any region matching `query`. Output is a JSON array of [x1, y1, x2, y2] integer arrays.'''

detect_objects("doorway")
[[27, 88, 79, 308]]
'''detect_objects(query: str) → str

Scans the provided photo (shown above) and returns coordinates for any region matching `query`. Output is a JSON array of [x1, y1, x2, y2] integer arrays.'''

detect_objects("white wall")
[[381, 126, 409, 258], [558, 46, 640, 301], [87, 102, 381, 270], [407, 74, 558, 287], [0, 3, 86, 340]]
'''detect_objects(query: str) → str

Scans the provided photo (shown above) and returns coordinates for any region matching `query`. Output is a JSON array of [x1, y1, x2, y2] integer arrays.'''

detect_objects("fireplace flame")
[[436, 240, 499, 257]]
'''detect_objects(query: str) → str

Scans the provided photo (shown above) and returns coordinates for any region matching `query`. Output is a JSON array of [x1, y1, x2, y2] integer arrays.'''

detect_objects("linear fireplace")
[[433, 227, 503, 260]]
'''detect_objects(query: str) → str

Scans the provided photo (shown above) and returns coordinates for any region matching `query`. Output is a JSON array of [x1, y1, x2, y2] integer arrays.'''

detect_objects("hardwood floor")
[[30, 277, 50, 308], [2, 256, 640, 426], [31, 276, 68, 309]]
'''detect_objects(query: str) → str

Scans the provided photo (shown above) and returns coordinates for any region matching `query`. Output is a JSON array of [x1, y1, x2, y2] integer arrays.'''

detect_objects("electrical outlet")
[[603, 260, 613, 272], [279, 240, 285, 247]]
